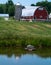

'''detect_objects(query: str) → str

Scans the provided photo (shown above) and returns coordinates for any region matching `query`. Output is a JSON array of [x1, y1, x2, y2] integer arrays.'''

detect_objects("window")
[[40, 16, 42, 18]]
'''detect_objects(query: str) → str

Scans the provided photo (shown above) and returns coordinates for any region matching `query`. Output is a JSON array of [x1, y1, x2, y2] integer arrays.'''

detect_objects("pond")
[[0, 48, 51, 65]]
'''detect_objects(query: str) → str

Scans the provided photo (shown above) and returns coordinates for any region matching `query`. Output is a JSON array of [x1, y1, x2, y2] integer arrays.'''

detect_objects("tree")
[[5, 0, 14, 13], [31, 4, 35, 6], [3, 4, 6, 13], [5, 2, 9, 13], [22, 6, 25, 9], [5, 0, 15, 16], [7, 0, 14, 6], [8, 5, 15, 16], [0, 5, 4, 13]]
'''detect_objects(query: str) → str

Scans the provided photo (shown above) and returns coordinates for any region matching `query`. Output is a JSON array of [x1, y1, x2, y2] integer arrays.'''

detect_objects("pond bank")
[[0, 36, 51, 48]]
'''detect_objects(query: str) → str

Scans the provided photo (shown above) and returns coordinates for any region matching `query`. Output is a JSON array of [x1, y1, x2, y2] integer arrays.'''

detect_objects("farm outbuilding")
[[21, 6, 48, 20]]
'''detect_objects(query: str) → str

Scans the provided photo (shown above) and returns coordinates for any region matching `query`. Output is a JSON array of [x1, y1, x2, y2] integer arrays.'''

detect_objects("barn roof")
[[21, 6, 39, 17]]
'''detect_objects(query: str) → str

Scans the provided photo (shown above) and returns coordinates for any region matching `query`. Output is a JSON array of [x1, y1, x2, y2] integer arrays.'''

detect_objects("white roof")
[[0, 14, 9, 17], [22, 6, 39, 17]]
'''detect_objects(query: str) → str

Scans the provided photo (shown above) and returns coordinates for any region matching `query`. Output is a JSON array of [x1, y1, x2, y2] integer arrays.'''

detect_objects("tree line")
[[0, 0, 15, 17], [0, 0, 51, 17]]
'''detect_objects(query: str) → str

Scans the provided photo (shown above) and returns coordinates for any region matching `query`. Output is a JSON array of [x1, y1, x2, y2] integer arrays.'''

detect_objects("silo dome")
[[16, 2, 21, 6]]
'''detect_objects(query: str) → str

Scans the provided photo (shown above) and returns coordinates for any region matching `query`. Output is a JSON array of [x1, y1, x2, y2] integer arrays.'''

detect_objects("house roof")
[[21, 6, 39, 17], [0, 14, 9, 17]]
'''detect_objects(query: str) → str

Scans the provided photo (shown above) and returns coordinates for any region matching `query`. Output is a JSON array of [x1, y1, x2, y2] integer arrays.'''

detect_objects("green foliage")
[[31, 4, 35, 6], [0, 4, 4, 13], [7, 0, 14, 5], [5, 0, 15, 16], [8, 6, 15, 16]]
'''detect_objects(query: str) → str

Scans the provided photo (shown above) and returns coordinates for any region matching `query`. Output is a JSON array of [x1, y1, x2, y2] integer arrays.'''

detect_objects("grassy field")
[[0, 19, 51, 47]]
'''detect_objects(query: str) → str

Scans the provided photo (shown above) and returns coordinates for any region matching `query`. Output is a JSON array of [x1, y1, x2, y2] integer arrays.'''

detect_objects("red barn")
[[21, 6, 48, 20]]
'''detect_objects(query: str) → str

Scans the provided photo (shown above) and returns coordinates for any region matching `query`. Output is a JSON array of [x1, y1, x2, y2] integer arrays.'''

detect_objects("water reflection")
[[0, 47, 51, 65], [0, 47, 51, 58]]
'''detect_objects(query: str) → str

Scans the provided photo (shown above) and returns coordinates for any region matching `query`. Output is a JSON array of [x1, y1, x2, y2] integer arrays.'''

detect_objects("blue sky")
[[0, 0, 51, 6]]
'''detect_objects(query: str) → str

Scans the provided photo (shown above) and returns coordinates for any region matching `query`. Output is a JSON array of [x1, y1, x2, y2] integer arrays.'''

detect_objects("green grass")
[[0, 19, 51, 47]]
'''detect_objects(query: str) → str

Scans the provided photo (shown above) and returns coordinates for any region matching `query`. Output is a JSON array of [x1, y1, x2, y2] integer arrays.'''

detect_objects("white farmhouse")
[[0, 14, 9, 20]]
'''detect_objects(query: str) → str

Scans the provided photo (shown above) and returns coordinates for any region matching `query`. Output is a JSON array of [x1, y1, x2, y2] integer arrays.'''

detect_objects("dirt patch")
[[44, 24, 51, 28], [33, 25, 46, 31], [17, 25, 27, 31]]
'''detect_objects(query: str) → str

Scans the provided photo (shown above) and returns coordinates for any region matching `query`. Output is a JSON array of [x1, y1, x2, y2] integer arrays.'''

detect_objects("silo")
[[15, 3, 22, 20]]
